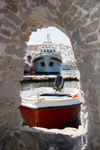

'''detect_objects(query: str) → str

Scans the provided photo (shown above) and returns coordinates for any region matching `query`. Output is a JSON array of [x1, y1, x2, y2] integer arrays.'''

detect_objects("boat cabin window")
[[47, 49, 49, 52], [44, 49, 46, 52], [50, 49, 52, 52], [49, 62, 54, 67], [41, 62, 45, 67]]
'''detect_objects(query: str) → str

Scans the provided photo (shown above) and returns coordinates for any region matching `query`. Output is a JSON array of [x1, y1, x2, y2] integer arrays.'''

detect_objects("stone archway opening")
[[26, 26, 77, 76], [0, 0, 100, 149], [21, 26, 80, 129]]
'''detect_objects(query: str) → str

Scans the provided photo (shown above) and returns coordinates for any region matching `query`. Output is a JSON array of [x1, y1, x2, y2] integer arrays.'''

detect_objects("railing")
[[33, 52, 62, 59]]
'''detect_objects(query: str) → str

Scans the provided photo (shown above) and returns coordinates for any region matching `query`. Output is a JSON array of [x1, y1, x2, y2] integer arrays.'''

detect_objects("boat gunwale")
[[33, 59, 62, 67], [20, 102, 82, 110], [33, 55, 62, 66]]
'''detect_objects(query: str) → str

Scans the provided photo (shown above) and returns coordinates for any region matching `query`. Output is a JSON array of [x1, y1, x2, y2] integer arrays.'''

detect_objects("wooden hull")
[[19, 104, 81, 129]]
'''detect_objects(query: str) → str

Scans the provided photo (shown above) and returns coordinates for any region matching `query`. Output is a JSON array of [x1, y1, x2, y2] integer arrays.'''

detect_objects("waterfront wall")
[[0, 0, 100, 149]]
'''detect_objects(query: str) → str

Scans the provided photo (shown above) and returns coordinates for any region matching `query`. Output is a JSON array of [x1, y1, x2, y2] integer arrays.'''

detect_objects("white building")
[[56, 43, 75, 67]]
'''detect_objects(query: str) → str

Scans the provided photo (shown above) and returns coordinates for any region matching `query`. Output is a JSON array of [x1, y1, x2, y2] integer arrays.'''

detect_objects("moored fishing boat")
[[19, 76, 81, 129], [23, 52, 35, 74], [32, 34, 62, 74]]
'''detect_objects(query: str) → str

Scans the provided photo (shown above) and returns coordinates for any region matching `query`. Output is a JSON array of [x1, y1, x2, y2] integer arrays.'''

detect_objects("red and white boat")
[[19, 76, 81, 129]]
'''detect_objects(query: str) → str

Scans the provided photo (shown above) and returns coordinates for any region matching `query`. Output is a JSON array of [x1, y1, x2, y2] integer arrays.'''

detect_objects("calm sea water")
[[21, 70, 79, 91]]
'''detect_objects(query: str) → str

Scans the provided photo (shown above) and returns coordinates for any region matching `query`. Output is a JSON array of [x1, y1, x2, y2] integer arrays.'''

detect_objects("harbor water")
[[21, 70, 79, 91]]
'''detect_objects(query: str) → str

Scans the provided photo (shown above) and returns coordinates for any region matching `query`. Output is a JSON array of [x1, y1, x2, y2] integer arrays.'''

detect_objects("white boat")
[[62, 65, 76, 70], [32, 35, 62, 74], [19, 76, 81, 129]]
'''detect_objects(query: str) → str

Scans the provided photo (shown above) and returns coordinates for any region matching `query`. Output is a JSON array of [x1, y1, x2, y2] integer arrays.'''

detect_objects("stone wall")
[[0, 0, 100, 149]]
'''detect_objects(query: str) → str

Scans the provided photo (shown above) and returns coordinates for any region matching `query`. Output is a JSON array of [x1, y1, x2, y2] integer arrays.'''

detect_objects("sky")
[[26, 26, 71, 46]]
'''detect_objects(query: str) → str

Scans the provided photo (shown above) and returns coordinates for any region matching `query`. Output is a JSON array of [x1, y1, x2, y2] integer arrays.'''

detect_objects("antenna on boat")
[[47, 34, 50, 47], [47, 34, 50, 42]]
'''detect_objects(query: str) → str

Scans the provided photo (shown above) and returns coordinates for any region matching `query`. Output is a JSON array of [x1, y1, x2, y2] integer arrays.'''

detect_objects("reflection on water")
[[21, 80, 78, 91], [21, 70, 78, 91]]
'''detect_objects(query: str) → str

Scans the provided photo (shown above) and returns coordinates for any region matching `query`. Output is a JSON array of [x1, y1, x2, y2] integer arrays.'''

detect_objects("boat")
[[32, 34, 62, 74], [23, 53, 35, 74], [62, 65, 76, 70], [19, 76, 81, 129]]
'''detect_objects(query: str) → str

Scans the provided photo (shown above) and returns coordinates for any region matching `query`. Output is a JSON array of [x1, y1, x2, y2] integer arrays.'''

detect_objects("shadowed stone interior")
[[0, 0, 100, 149]]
